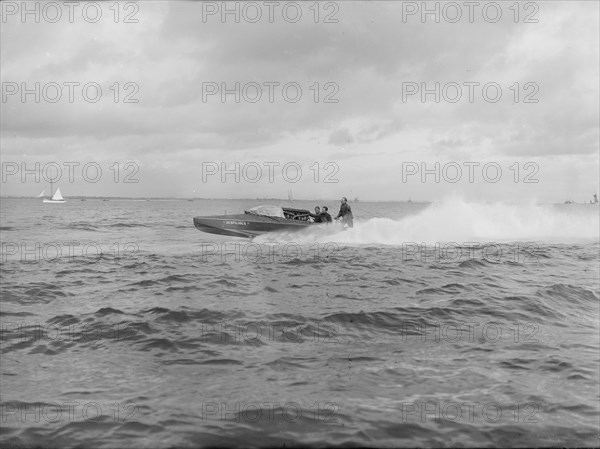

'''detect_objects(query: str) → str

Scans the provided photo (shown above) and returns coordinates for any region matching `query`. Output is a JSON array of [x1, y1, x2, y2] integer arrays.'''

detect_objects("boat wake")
[[254, 197, 600, 245]]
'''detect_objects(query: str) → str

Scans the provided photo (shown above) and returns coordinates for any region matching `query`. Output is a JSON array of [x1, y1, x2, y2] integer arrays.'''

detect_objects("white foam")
[[254, 197, 600, 245]]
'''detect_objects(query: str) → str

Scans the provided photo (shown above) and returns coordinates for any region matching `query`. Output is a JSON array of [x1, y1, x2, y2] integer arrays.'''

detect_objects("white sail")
[[52, 188, 64, 201], [37, 190, 45, 198]]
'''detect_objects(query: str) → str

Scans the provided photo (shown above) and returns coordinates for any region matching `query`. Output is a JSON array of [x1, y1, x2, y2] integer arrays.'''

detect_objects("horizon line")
[[0, 195, 430, 203]]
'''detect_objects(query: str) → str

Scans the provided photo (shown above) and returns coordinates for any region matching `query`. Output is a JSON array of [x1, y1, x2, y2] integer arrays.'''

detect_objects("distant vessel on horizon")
[[563, 194, 597, 205], [42, 179, 66, 203]]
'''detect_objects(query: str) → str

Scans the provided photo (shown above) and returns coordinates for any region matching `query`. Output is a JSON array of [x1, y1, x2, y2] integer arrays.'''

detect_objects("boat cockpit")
[[282, 207, 313, 222], [244, 205, 313, 222]]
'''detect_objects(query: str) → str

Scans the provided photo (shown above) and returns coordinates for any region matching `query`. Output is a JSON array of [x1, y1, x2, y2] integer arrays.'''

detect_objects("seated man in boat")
[[309, 206, 323, 223], [335, 197, 353, 227], [320, 206, 332, 223]]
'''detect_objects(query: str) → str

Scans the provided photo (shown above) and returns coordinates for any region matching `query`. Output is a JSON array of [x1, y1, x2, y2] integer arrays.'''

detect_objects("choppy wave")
[[1, 198, 598, 448]]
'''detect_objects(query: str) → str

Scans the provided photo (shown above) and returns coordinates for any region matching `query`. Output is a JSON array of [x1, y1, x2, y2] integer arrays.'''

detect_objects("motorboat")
[[193, 205, 317, 238]]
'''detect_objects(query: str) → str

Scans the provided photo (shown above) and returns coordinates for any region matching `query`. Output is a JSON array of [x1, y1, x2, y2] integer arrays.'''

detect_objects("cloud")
[[1, 1, 598, 200], [328, 128, 353, 146]]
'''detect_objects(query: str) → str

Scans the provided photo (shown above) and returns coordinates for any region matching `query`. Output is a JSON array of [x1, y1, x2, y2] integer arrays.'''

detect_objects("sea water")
[[1, 197, 598, 447]]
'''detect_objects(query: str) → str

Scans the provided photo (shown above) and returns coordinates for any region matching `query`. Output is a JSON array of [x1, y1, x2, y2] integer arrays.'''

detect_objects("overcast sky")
[[1, 1, 598, 202]]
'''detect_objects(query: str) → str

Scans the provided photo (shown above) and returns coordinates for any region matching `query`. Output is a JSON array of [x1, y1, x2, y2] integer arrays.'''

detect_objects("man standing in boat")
[[335, 197, 353, 228]]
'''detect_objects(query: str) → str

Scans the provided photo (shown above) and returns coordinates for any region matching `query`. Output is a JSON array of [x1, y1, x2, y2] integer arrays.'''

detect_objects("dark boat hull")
[[193, 214, 313, 238]]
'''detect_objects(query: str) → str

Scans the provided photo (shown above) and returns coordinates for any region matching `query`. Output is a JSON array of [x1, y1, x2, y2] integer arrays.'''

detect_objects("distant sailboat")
[[36, 190, 45, 198], [42, 180, 66, 203]]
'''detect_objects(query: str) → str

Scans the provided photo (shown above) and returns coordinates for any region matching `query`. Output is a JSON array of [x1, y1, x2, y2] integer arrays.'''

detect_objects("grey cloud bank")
[[1, 1, 598, 201]]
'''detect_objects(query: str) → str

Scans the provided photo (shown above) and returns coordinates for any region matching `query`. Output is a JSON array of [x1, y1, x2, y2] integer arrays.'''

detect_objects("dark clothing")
[[321, 212, 332, 223], [336, 203, 353, 228], [335, 203, 352, 219], [309, 212, 322, 223]]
